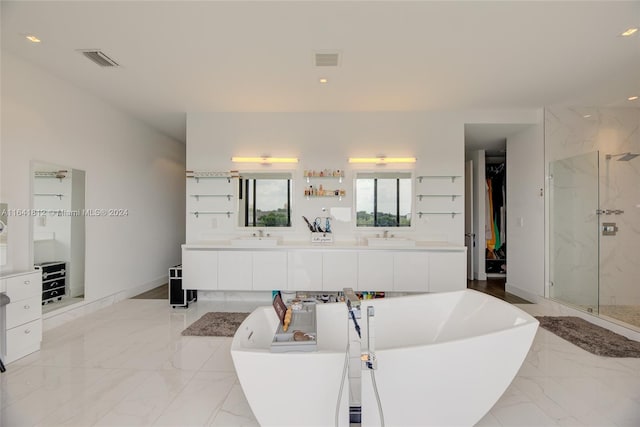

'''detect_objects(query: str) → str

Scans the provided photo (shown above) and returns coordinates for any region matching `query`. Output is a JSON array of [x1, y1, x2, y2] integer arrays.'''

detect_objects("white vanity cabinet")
[[182, 243, 466, 293], [358, 252, 394, 291], [287, 251, 322, 291], [182, 249, 218, 290], [322, 251, 358, 291], [1, 269, 43, 363], [393, 252, 429, 292], [253, 251, 287, 290], [428, 251, 466, 292], [218, 251, 252, 290]]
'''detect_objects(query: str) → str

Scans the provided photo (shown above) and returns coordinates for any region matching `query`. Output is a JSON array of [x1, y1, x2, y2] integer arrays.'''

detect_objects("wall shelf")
[[305, 194, 344, 201], [190, 211, 232, 218], [34, 193, 64, 200], [417, 194, 461, 201], [417, 175, 462, 183], [306, 175, 343, 184], [186, 171, 233, 183], [190, 194, 233, 201], [417, 212, 462, 218]]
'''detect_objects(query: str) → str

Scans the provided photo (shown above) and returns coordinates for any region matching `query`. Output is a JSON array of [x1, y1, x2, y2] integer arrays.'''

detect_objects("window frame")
[[354, 172, 413, 228], [238, 173, 292, 228]]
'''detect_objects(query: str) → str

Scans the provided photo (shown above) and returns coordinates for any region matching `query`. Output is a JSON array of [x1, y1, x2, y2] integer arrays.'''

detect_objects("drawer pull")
[[24, 304, 30, 309], [24, 329, 31, 334]]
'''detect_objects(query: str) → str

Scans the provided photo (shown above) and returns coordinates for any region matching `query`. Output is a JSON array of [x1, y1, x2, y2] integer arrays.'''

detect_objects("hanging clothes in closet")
[[486, 162, 506, 273]]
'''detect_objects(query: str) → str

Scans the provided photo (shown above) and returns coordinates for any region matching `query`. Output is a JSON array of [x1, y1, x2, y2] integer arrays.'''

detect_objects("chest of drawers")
[[1, 269, 43, 363], [36, 261, 66, 304]]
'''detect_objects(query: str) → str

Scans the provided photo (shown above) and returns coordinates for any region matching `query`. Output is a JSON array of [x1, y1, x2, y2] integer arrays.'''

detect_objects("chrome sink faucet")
[[383, 230, 389, 238], [257, 229, 264, 238]]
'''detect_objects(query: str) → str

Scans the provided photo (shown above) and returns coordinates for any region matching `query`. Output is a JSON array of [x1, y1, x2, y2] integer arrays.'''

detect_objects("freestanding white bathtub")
[[359, 290, 538, 426], [231, 301, 350, 427], [232, 290, 537, 427]]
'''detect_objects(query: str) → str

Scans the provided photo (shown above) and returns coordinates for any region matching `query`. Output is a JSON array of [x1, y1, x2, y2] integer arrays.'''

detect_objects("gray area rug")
[[536, 316, 640, 358], [181, 312, 249, 337]]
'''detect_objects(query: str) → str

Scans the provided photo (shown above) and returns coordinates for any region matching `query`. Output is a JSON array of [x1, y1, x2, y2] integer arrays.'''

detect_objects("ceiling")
[[2, 1, 639, 144]]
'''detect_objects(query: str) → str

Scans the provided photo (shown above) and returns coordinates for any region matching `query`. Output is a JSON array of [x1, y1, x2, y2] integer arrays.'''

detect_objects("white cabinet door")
[[218, 251, 252, 290], [358, 252, 394, 291], [393, 252, 429, 292], [428, 251, 467, 292], [287, 251, 322, 291], [253, 251, 287, 291], [322, 252, 358, 291], [182, 249, 218, 290]]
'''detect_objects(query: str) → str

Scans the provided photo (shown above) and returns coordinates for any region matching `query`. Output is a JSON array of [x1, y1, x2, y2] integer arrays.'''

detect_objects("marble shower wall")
[[545, 107, 640, 307]]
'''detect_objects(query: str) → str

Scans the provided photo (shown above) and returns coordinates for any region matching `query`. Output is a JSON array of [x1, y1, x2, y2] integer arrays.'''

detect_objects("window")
[[238, 173, 291, 227], [356, 172, 412, 227]]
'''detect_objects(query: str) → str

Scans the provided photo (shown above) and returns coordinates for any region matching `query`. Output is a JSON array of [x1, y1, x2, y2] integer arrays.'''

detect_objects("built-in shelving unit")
[[417, 212, 462, 218], [34, 193, 64, 200], [415, 175, 463, 219], [303, 169, 346, 200], [190, 211, 232, 218], [190, 194, 233, 201], [417, 194, 462, 202], [186, 171, 235, 221], [417, 175, 461, 183]]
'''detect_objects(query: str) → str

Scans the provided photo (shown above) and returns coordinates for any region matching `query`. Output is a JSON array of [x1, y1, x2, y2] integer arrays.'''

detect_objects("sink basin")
[[366, 237, 416, 247], [230, 237, 280, 247]]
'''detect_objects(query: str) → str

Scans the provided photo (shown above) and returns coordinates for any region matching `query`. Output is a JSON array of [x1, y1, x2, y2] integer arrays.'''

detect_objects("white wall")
[[1, 52, 186, 301], [187, 112, 466, 244], [506, 120, 545, 299], [186, 111, 542, 250]]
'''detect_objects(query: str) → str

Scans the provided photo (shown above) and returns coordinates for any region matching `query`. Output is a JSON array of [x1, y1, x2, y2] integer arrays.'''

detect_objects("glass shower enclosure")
[[549, 151, 600, 314], [550, 149, 640, 330]]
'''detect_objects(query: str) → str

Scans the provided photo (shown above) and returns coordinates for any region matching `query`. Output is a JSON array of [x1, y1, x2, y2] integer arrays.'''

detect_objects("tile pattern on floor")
[[1, 298, 639, 426]]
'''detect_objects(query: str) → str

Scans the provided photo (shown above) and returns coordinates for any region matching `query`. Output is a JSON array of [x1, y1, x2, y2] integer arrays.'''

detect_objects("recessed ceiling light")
[[319, 78, 328, 84], [25, 35, 41, 43], [628, 96, 639, 101], [583, 114, 592, 118], [621, 28, 638, 37]]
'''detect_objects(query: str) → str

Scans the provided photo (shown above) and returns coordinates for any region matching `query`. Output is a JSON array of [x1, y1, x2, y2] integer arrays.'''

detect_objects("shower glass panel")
[[549, 151, 599, 313]]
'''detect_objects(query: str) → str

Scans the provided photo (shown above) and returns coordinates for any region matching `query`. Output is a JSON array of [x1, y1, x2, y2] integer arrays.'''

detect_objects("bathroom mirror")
[[355, 172, 412, 227], [32, 161, 86, 313], [237, 172, 292, 227], [0, 202, 7, 266]]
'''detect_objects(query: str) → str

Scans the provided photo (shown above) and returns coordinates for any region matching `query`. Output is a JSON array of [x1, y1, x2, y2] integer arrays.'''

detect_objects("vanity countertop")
[[183, 240, 465, 251]]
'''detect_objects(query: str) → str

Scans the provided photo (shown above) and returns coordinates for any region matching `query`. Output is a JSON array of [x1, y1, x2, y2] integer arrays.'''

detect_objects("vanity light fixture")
[[231, 156, 298, 164], [348, 157, 417, 165], [621, 28, 638, 37], [25, 35, 41, 43]]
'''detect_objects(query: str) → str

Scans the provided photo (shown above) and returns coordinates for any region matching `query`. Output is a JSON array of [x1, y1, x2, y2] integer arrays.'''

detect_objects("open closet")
[[485, 157, 506, 276]]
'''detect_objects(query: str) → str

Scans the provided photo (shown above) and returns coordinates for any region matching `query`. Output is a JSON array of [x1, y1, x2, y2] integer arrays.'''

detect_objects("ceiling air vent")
[[314, 52, 340, 67], [78, 50, 120, 67]]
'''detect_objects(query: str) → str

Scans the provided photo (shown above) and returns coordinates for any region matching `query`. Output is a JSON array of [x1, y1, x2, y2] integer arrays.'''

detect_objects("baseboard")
[[42, 275, 167, 331], [505, 284, 543, 304]]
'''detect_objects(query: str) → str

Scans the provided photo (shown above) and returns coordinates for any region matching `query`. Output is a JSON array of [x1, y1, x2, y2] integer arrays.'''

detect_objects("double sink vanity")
[[181, 236, 466, 294]]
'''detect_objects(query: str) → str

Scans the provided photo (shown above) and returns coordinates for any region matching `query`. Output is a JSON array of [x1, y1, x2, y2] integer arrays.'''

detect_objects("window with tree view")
[[356, 173, 412, 227], [239, 173, 291, 227]]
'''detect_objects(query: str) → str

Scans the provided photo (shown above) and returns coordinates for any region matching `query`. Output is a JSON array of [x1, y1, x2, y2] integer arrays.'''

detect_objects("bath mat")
[[181, 312, 249, 337], [536, 316, 640, 358]]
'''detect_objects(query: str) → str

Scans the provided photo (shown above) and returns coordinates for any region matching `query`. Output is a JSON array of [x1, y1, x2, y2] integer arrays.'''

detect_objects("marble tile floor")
[[1, 298, 639, 426]]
